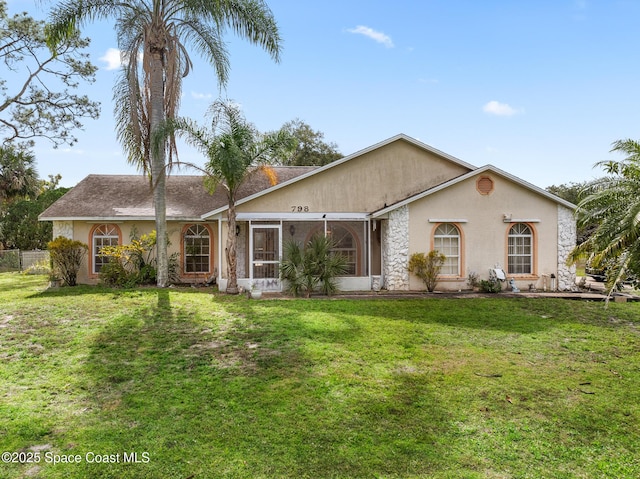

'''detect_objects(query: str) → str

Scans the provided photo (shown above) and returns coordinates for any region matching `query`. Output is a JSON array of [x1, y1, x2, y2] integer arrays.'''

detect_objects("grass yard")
[[0, 273, 639, 478]]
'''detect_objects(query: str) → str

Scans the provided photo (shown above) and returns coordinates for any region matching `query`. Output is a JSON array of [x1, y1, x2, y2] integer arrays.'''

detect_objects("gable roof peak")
[[347, 133, 478, 171]]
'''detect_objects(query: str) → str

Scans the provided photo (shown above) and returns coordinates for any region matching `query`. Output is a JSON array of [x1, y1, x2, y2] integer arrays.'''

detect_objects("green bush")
[[479, 278, 502, 293], [48, 236, 88, 286], [281, 233, 348, 297], [98, 230, 179, 287], [98, 230, 157, 287], [407, 250, 446, 292], [99, 261, 133, 288]]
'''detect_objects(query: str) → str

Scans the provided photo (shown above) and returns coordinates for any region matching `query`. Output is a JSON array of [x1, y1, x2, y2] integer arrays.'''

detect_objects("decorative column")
[[382, 205, 410, 290], [557, 205, 577, 291]]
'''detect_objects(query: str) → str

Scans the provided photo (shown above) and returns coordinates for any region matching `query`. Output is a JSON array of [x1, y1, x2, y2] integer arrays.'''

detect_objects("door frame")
[[249, 223, 282, 291]]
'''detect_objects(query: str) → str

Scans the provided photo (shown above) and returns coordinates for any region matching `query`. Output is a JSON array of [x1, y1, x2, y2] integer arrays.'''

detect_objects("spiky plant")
[[281, 233, 348, 297], [568, 139, 640, 295]]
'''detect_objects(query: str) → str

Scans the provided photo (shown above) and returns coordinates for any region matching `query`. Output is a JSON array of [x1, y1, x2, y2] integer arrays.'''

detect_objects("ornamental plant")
[[47, 236, 88, 286], [407, 250, 446, 292], [281, 233, 348, 297], [99, 229, 159, 287]]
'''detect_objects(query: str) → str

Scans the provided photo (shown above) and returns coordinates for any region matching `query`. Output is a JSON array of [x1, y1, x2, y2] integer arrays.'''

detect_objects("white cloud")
[[191, 91, 213, 101], [483, 100, 522, 117], [347, 25, 394, 48], [99, 48, 123, 70]]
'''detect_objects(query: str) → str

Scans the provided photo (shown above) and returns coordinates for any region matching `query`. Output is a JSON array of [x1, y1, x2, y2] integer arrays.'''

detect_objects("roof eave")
[[371, 165, 576, 217], [38, 216, 208, 222], [201, 133, 478, 218]]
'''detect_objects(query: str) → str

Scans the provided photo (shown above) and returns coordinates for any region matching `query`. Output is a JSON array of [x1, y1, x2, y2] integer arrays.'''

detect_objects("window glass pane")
[[327, 223, 358, 276], [281, 221, 367, 277], [93, 224, 120, 273], [184, 225, 210, 273], [434, 224, 460, 275], [508, 223, 532, 274]]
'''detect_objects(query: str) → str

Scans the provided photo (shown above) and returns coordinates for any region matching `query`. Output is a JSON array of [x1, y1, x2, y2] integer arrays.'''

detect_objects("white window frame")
[[433, 223, 460, 276], [184, 224, 211, 274], [93, 224, 120, 274], [508, 223, 533, 274]]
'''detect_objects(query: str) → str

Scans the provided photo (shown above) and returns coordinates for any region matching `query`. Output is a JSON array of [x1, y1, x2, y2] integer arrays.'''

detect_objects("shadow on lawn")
[[253, 297, 566, 335], [0, 272, 47, 294], [63, 294, 455, 478]]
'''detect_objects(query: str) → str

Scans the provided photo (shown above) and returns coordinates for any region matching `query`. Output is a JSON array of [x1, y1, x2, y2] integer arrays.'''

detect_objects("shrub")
[[407, 250, 446, 292], [47, 236, 88, 286], [467, 271, 480, 289], [99, 230, 157, 287], [281, 233, 348, 297], [479, 278, 502, 293], [98, 230, 179, 287], [99, 261, 133, 288]]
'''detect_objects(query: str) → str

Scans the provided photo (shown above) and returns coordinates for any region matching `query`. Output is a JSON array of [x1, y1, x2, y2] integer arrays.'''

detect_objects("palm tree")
[[569, 139, 640, 293], [46, 0, 282, 287], [154, 100, 295, 293], [0, 145, 38, 206], [281, 233, 348, 298]]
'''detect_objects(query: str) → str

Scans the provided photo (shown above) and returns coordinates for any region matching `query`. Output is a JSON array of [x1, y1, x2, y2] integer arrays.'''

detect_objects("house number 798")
[[291, 205, 310, 212]]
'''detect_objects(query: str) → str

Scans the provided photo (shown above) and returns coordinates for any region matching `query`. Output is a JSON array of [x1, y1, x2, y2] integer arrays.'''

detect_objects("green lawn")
[[0, 273, 639, 478]]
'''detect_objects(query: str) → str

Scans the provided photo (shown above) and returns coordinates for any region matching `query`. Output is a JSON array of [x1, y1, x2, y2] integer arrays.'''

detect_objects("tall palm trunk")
[[148, 43, 168, 287], [226, 193, 239, 294]]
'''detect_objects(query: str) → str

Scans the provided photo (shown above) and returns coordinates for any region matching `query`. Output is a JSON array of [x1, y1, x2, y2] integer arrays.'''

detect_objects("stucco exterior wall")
[[237, 139, 471, 215], [405, 173, 563, 291], [65, 220, 218, 285]]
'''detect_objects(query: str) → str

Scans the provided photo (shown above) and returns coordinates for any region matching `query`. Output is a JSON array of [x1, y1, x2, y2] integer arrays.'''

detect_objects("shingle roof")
[[39, 167, 317, 221]]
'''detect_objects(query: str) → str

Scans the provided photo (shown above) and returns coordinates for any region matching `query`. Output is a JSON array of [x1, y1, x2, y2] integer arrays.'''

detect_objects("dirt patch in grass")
[[1, 274, 639, 478]]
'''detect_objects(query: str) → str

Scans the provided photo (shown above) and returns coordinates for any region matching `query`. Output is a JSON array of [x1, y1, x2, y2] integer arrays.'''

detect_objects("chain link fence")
[[0, 250, 50, 273]]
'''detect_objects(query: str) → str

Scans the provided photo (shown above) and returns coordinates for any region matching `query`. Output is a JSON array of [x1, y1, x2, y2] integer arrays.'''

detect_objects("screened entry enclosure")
[[237, 217, 372, 292]]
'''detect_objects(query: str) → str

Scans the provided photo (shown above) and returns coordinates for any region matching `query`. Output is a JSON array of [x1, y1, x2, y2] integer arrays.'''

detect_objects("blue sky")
[[10, 0, 640, 189]]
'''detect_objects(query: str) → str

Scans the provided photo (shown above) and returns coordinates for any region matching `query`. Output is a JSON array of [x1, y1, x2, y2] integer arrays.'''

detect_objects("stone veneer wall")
[[382, 205, 410, 290], [52, 221, 74, 240], [557, 205, 577, 291]]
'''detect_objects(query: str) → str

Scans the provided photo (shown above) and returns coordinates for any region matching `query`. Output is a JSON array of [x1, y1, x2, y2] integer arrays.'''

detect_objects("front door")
[[250, 225, 281, 291]]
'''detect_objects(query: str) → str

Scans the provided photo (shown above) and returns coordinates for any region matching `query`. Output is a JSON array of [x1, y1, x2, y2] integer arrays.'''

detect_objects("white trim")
[[235, 212, 369, 221], [201, 133, 479, 219], [433, 223, 461, 276], [503, 218, 541, 223], [249, 223, 282, 290], [371, 164, 576, 218], [367, 219, 372, 288], [41, 216, 205, 222], [428, 219, 468, 223]]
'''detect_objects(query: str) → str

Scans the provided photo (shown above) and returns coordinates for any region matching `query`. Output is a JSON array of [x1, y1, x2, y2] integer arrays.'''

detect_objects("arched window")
[[327, 224, 358, 276], [433, 223, 460, 275], [184, 224, 211, 273], [92, 224, 121, 274], [305, 223, 361, 276], [508, 223, 533, 274]]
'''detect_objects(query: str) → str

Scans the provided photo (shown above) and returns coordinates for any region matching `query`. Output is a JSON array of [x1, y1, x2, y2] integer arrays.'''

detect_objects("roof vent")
[[476, 176, 494, 195]]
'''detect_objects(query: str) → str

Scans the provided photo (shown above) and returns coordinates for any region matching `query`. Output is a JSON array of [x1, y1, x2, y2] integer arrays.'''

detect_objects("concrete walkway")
[[262, 277, 640, 302]]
